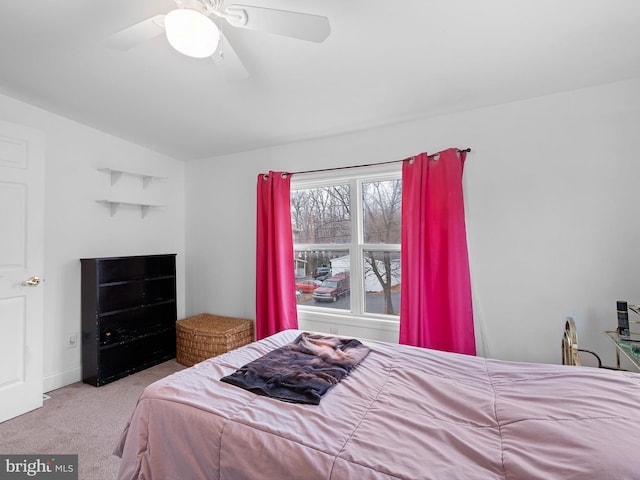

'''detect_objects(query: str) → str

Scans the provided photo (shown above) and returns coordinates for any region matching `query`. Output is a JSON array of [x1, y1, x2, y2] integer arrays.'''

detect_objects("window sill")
[[297, 309, 399, 343]]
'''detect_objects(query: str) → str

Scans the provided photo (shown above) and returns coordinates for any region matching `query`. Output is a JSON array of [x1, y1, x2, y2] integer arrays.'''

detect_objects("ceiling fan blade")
[[104, 14, 166, 51], [224, 5, 330, 43], [210, 31, 250, 80]]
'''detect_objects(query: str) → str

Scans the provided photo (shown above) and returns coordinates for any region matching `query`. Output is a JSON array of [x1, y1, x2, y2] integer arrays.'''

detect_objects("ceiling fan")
[[104, 0, 331, 80]]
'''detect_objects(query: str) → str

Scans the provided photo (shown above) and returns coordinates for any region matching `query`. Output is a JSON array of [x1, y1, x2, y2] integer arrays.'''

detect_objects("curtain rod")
[[285, 148, 471, 177]]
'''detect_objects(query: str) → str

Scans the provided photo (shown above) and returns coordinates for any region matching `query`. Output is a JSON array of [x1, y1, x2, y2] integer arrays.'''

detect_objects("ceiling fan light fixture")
[[164, 8, 220, 58]]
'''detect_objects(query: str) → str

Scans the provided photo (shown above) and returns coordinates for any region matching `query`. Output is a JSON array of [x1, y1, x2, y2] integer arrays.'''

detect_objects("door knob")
[[21, 276, 41, 287]]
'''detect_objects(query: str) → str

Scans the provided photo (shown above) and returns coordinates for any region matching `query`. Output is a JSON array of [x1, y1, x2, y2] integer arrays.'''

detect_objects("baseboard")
[[43, 366, 82, 393]]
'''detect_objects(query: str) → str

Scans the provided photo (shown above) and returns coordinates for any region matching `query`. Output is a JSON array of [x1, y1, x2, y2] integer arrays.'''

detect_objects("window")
[[291, 166, 401, 322]]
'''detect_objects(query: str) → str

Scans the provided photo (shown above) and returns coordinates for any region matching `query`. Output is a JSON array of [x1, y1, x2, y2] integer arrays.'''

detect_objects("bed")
[[115, 329, 640, 479]]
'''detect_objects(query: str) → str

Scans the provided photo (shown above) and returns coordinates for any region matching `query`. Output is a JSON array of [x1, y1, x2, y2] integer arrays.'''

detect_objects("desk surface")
[[605, 330, 640, 371]]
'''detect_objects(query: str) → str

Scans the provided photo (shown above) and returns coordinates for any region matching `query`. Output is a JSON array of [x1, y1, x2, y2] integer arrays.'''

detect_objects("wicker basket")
[[176, 313, 254, 367]]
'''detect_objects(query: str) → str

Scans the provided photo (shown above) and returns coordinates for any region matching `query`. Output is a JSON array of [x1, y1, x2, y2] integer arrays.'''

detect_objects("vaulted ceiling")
[[1, 1, 639, 160]]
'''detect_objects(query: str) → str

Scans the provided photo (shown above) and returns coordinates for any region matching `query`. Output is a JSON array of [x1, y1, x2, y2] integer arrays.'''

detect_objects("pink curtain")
[[255, 171, 298, 339], [399, 148, 476, 355]]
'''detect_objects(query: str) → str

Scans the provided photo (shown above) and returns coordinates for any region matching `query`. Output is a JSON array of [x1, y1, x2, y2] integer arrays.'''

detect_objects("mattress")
[[115, 329, 640, 479]]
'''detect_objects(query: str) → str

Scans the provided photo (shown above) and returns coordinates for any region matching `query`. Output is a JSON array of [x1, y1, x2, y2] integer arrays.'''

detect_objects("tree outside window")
[[291, 173, 401, 317]]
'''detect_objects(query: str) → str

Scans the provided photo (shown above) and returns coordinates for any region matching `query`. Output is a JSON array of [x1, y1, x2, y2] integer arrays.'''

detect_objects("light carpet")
[[0, 360, 184, 480]]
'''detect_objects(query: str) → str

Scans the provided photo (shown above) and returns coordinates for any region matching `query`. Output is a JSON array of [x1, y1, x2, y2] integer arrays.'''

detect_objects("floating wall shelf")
[[97, 200, 165, 218], [97, 167, 168, 218], [98, 168, 168, 189]]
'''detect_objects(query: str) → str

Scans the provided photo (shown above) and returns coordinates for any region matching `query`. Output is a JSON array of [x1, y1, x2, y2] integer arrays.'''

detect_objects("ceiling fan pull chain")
[[218, 32, 225, 60]]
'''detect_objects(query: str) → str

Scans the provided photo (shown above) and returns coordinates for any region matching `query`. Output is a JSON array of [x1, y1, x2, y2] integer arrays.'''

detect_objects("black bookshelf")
[[80, 254, 177, 386]]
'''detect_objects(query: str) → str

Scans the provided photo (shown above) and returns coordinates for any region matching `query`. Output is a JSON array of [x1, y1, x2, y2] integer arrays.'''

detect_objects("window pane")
[[362, 179, 401, 244], [294, 249, 350, 310], [363, 251, 400, 316], [291, 185, 351, 244]]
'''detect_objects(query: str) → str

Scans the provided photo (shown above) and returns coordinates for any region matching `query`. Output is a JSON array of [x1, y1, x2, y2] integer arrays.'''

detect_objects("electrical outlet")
[[66, 334, 78, 349], [329, 327, 339, 335]]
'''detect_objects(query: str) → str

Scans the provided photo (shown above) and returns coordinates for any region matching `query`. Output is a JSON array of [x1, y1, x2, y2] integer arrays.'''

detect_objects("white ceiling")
[[0, 1, 639, 160]]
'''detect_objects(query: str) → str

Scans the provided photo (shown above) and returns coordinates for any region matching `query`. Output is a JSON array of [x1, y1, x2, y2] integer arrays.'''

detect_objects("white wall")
[[2, 75, 636, 391], [186, 77, 640, 366], [0, 93, 186, 392]]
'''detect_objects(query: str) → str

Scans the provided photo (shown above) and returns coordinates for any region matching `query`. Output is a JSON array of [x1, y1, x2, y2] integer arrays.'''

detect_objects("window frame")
[[291, 163, 402, 328]]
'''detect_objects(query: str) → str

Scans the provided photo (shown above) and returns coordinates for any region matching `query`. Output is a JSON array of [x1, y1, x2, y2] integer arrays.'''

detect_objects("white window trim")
[[292, 163, 402, 326]]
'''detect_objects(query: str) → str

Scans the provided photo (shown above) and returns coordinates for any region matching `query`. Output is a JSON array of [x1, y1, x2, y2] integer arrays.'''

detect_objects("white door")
[[0, 120, 45, 423]]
